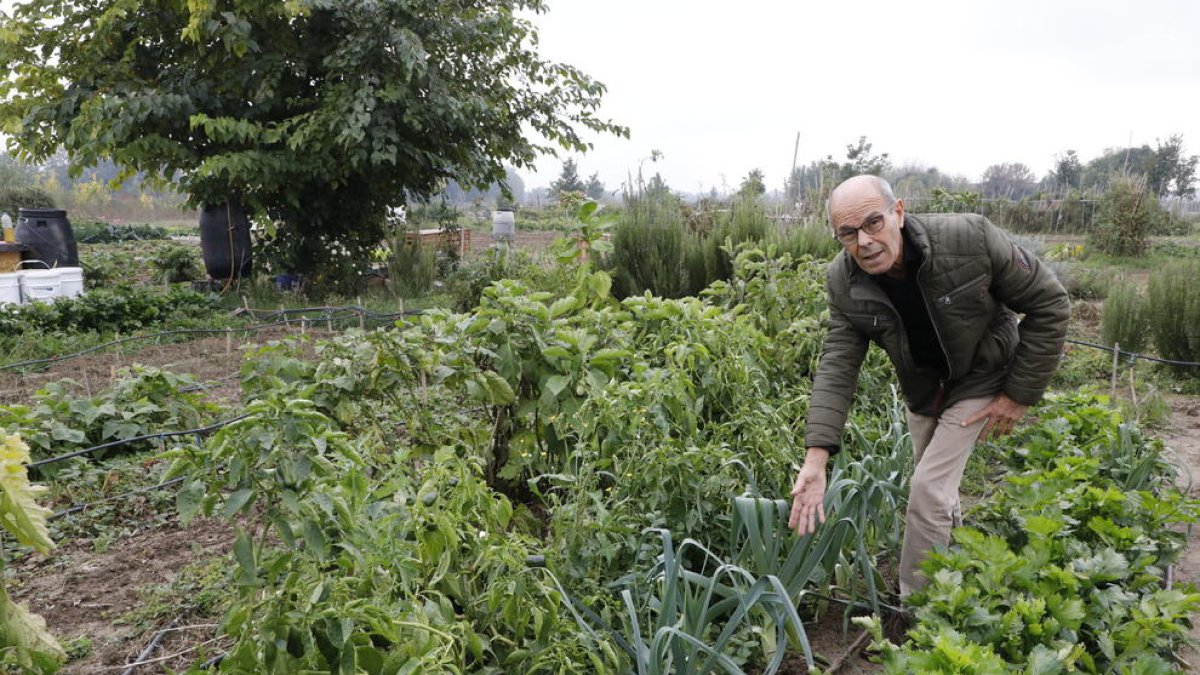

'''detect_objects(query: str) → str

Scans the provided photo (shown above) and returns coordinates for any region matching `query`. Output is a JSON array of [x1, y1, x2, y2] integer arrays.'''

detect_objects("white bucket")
[[0, 272, 20, 306], [20, 269, 61, 303], [57, 266, 84, 299]]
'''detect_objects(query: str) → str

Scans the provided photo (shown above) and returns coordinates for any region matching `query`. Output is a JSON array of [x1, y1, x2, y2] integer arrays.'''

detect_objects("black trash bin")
[[199, 203, 253, 281], [16, 208, 79, 268]]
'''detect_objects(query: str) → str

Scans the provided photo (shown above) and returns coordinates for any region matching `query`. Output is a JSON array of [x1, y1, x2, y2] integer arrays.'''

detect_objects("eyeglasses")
[[833, 210, 890, 245]]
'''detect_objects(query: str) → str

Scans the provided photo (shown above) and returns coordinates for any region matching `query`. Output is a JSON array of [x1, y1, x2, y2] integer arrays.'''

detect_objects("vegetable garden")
[[2, 236, 1200, 674]]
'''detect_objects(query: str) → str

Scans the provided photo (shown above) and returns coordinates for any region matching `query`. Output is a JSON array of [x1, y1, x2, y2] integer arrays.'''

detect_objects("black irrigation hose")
[[1065, 337, 1200, 368], [120, 618, 178, 675], [178, 373, 243, 394], [50, 477, 185, 521], [40, 405, 487, 514], [29, 414, 249, 469]]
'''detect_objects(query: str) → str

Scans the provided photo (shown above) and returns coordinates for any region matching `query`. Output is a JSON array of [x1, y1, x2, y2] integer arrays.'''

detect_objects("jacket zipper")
[[917, 258, 954, 405]]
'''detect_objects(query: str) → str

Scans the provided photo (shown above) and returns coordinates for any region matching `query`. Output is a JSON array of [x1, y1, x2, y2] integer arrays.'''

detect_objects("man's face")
[[830, 189, 905, 276]]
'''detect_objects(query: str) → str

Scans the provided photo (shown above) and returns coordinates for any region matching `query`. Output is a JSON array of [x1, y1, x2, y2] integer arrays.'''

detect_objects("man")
[[788, 175, 1069, 599]]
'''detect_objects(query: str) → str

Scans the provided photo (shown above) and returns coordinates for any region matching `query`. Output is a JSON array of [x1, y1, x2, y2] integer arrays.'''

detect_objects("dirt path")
[[1165, 396, 1200, 667]]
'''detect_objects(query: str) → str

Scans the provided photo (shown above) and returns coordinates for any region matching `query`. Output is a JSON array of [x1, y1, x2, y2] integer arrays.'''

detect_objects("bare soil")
[[9, 518, 232, 674], [0, 326, 313, 407]]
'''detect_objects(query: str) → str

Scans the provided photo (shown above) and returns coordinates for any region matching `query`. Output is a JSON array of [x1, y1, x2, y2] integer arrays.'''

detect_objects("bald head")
[[826, 174, 906, 276], [827, 175, 896, 225]]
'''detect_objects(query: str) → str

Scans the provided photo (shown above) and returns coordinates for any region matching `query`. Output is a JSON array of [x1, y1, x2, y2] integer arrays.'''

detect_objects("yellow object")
[[2, 228, 13, 244]]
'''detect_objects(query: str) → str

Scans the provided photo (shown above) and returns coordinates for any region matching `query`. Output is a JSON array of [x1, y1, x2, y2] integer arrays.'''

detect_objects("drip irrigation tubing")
[[50, 477, 185, 521], [120, 618, 178, 675], [29, 414, 249, 469], [1064, 338, 1200, 368], [241, 304, 427, 321]]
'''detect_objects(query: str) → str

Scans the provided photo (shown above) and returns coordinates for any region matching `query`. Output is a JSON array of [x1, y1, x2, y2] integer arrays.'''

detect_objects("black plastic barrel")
[[16, 208, 79, 268], [199, 203, 253, 281]]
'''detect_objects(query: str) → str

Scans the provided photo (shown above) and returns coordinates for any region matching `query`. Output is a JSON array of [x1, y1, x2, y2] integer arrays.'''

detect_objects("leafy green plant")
[[0, 366, 218, 466], [0, 283, 218, 340], [150, 244, 201, 283], [885, 392, 1200, 672], [72, 220, 170, 243]]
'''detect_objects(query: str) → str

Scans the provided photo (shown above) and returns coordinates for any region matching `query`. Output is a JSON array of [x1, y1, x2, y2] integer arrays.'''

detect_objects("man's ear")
[[894, 198, 905, 226]]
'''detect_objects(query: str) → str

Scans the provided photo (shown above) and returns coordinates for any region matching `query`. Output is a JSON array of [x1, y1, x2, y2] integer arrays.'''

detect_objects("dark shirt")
[[873, 234, 949, 378]]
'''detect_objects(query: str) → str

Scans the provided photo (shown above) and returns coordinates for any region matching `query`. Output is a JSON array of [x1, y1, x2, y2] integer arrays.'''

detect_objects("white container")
[[20, 269, 61, 303], [0, 272, 20, 306], [57, 266, 84, 299], [491, 209, 515, 241]]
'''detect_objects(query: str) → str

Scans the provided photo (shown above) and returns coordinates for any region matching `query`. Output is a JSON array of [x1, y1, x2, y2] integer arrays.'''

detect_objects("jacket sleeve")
[[804, 278, 869, 454], [983, 220, 1070, 405]]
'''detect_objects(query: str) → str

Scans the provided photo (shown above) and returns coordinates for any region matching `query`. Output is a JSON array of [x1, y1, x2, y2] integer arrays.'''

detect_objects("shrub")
[[446, 247, 565, 312], [1090, 174, 1165, 256], [608, 191, 692, 298], [1146, 260, 1200, 370], [0, 184, 55, 215], [1100, 279, 1147, 353], [1058, 265, 1112, 301], [150, 244, 202, 283], [386, 235, 438, 297]]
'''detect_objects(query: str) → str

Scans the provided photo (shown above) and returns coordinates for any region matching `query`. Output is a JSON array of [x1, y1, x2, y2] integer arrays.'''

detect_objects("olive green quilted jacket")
[[804, 213, 1070, 453]]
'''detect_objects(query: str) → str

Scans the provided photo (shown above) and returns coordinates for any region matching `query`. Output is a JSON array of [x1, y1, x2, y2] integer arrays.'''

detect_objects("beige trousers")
[[899, 395, 994, 598]]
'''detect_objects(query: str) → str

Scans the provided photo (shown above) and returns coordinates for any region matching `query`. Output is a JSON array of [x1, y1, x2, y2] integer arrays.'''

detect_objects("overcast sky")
[[3, 0, 1198, 195], [525, 0, 1200, 193]]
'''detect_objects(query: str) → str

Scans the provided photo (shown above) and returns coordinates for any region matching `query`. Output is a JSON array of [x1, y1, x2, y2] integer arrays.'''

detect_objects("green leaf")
[[176, 479, 206, 524], [233, 529, 257, 582], [303, 518, 329, 559], [223, 487, 255, 518], [543, 374, 570, 399]]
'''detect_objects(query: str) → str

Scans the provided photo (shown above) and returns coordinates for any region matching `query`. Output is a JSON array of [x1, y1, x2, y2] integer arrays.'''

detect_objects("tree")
[[1081, 146, 1157, 193], [979, 163, 1036, 199], [739, 169, 766, 197], [0, 0, 626, 286], [550, 158, 587, 196], [822, 136, 891, 184], [584, 172, 606, 201], [1148, 134, 1198, 199], [1052, 150, 1082, 192]]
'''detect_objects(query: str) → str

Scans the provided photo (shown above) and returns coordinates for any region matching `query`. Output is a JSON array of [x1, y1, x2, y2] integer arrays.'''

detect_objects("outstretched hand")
[[961, 393, 1028, 440], [788, 449, 829, 536]]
